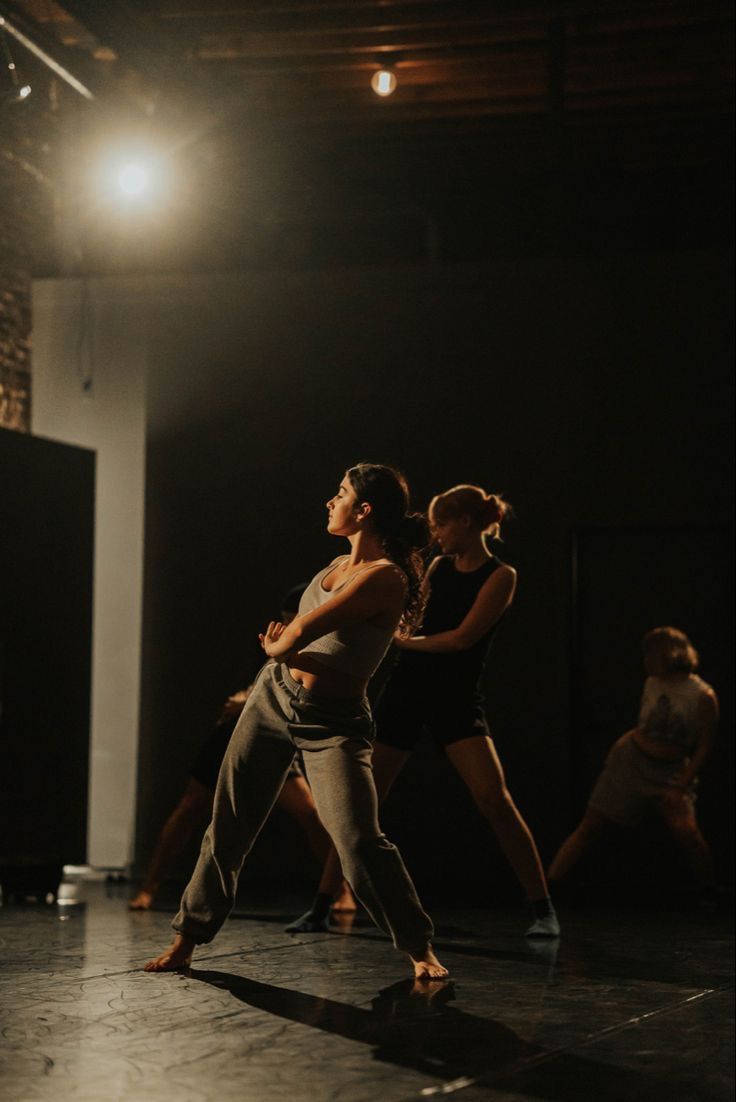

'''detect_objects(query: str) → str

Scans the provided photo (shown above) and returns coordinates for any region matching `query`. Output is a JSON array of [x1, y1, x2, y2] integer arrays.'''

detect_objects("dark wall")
[[0, 428, 94, 867], [136, 247, 733, 899]]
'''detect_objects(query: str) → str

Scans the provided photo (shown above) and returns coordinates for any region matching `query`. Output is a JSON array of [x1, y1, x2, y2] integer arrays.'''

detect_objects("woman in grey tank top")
[[145, 464, 448, 981]]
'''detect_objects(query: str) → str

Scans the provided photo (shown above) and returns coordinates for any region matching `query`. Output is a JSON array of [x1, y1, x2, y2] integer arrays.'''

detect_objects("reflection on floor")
[[1, 880, 732, 1102]]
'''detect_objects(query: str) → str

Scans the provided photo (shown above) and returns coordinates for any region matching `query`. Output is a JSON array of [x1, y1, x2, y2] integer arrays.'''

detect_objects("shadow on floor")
[[334, 926, 720, 987], [189, 969, 677, 1100], [227, 908, 713, 987]]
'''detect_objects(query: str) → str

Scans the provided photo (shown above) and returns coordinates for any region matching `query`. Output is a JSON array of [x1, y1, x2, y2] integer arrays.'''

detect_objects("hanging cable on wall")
[[76, 278, 95, 397]]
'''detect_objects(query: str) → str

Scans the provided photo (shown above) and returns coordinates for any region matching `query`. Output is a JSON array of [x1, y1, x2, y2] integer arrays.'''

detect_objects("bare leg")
[[130, 779, 212, 910], [547, 807, 615, 883], [446, 736, 550, 901], [657, 790, 715, 887]]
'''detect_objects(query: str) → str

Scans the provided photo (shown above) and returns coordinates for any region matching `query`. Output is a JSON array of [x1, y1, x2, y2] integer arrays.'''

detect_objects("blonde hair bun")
[[429, 484, 512, 541]]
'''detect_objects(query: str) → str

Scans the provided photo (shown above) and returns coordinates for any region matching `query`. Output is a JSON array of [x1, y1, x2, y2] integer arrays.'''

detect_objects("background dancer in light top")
[[548, 626, 718, 898]]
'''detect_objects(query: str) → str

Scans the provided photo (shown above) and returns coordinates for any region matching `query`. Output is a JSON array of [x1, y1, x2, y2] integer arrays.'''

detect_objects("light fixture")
[[371, 68, 397, 97], [1, 83, 32, 106], [96, 148, 169, 208], [1, 18, 31, 104]]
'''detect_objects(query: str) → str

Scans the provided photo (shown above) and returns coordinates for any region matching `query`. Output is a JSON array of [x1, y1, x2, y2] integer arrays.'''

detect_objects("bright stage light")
[[19, 84, 31, 99], [371, 69, 397, 97], [117, 162, 150, 196], [96, 148, 172, 211]]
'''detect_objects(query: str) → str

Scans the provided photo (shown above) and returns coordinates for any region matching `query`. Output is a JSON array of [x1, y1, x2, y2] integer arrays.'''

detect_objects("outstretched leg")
[[145, 669, 297, 972], [657, 788, 715, 888], [286, 740, 410, 933], [547, 808, 615, 883], [446, 735, 559, 936], [300, 731, 446, 979], [332, 741, 408, 908], [131, 779, 212, 910]]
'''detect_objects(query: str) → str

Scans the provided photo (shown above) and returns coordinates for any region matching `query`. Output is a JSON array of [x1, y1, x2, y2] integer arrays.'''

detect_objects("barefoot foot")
[[410, 944, 449, 981], [144, 934, 195, 972], [129, 889, 155, 911]]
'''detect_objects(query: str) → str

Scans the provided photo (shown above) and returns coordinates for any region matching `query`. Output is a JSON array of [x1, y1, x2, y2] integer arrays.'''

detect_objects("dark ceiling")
[[2, 0, 734, 271]]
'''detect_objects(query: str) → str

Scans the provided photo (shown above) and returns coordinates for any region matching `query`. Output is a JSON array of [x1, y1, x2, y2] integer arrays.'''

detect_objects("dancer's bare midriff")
[[287, 652, 368, 699]]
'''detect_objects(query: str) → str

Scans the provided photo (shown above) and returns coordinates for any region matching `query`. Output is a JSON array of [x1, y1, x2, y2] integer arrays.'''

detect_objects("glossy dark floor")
[[1, 881, 732, 1102]]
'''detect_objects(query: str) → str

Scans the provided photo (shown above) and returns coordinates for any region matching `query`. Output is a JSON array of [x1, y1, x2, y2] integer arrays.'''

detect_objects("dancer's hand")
[[259, 621, 288, 656]]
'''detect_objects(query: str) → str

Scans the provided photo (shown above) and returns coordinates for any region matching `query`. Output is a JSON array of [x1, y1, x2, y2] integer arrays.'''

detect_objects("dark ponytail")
[[345, 463, 428, 634]]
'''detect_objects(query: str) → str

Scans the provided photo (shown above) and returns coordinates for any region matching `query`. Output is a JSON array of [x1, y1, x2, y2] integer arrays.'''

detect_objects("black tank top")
[[396, 554, 506, 694]]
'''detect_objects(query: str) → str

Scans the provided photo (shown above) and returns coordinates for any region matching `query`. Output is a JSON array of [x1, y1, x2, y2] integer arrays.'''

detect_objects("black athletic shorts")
[[374, 672, 489, 753], [190, 714, 304, 792]]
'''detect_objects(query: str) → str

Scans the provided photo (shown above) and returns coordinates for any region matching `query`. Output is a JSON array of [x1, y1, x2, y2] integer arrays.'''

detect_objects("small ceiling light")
[[2, 84, 32, 105], [371, 68, 397, 97], [118, 162, 149, 196]]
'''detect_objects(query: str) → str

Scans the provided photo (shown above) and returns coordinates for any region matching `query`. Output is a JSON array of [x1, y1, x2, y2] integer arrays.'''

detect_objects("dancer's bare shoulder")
[[355, 559, 407, 597]]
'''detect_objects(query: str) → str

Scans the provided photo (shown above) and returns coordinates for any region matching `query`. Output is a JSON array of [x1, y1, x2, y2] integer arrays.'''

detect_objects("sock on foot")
[[532, 897, 555, 920], [285, 892, 333, 934], [525, 897, 560, 939]]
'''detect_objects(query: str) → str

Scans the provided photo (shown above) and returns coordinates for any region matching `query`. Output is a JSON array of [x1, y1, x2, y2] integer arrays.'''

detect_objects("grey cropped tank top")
[[296, 557, 398, 680]]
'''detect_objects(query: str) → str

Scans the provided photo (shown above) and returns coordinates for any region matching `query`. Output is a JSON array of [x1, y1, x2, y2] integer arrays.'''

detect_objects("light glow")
[[117, 162, 150, 196], [371, 69, 397, 97]]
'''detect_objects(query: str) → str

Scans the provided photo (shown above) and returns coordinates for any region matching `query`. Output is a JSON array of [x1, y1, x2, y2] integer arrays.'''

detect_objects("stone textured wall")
[[0, 91, 58, 432]]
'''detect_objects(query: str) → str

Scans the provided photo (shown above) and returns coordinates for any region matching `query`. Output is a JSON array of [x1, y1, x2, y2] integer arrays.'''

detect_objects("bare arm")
[[260, 565, 405, 659], [674, 690, 719, 787], [397, 564, 517, 654]]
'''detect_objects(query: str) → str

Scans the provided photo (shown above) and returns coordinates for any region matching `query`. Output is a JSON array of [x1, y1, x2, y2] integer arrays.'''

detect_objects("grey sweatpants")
[[173, 661, 433, 953]]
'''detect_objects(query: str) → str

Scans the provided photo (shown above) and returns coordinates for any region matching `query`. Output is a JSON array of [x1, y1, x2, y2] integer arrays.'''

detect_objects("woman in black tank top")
[[291, 484, 559, 939]]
